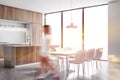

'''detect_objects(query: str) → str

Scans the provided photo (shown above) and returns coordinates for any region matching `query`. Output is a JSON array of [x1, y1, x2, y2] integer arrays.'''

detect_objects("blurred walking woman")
[[39, 25, 58, 78]]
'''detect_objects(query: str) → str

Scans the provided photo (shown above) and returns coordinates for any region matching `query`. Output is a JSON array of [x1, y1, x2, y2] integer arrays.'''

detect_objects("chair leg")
[[98, 60, 102, 72], [57, 59, 60, 71], [82, 63, 85, 78], [68, 63, 75, 80], [72, 64, 76, 80], [92, 60, 96, 74], [58, 58, 64, 72], [87, 62, 89, 78], [96, 60, 98, 70], [77, 64, 80, 79], [91, 61, 94, 75]]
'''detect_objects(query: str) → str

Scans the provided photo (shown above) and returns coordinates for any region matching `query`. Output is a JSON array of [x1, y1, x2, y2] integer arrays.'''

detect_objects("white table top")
[[50, 50, 77, 55]]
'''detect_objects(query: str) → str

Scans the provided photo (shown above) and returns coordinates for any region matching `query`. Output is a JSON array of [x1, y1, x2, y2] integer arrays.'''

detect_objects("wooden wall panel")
[[32, 23, 42, 45], [16, 47, 27, 65], [35, 46, 41, 62], [5, 6, 13, 20], [27, 47, 34, 63], [0, 5, 5, 19], [15, 8, 23, 21], [0, 45, 4, 58], [33, 12, 42, 23], [15, 46, 40, 65], [0, 5, 41, 23]]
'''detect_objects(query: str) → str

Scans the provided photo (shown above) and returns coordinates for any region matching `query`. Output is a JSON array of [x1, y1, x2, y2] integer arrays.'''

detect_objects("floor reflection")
[[0, 59, 120, 80]]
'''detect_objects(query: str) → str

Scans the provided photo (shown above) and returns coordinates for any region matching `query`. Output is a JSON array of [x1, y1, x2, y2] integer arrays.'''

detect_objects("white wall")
[[108, 1, 120, 62], [0, 0, 110, 13]]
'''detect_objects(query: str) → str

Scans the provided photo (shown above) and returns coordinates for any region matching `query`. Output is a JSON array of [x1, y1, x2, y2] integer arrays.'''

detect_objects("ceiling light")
[[67, 23, 77, 28], [67, 0, 77, 28]]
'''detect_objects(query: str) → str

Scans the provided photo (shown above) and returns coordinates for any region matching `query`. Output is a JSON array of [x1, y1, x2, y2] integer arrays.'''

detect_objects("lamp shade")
[[67, 23, 77, 28]]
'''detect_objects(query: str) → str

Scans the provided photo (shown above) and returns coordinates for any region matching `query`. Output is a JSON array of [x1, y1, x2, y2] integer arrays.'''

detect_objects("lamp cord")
[[71, 0, 73, 23]]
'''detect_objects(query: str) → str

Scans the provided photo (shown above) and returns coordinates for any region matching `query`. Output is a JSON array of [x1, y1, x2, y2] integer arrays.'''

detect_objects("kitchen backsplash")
[[0, 19, 31, 44]]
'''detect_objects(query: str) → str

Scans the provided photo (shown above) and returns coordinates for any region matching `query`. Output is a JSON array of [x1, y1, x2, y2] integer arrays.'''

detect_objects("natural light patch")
[[109, 54, 120, 62]]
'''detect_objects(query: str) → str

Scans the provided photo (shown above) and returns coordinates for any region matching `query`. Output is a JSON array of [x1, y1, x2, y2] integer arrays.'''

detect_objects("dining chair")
[[93, 48, 103, 70], [68, 49, 86, 79], [85, 48, 95, 77]]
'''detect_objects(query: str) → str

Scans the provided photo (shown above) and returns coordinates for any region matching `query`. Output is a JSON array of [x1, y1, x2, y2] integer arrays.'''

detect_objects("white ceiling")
[[0, 0, 116, 13]]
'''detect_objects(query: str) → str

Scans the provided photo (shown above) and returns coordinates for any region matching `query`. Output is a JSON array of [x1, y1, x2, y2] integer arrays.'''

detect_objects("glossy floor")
[[0, 59, 120, 80]]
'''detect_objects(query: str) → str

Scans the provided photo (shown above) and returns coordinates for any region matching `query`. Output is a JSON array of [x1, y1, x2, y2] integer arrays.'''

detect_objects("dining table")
[[50, 50, 77, 77]]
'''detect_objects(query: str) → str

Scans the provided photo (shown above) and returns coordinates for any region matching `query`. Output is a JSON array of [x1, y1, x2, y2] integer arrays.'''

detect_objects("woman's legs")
[[40, 62, 45, 76], [44, 57, 59, 77], [39, 56, 46, 77], [44, 57, 56, 71], [40, 56, 58, 77]]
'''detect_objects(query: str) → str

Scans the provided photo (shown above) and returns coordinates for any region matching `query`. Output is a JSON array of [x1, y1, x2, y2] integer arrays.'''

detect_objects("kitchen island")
[[3, 44, 59, 68]]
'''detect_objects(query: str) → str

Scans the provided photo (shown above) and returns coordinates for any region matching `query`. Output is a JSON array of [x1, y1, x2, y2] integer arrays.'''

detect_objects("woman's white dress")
[[40, 34, 51, 57]]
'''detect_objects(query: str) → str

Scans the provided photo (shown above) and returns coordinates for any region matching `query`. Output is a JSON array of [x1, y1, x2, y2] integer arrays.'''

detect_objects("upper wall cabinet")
[[4, 6, 16, 20], [0, 5, 5, 19], [15, 8, 34, 22], [0, 5, 42, 23], [33, 12, 42, 23]]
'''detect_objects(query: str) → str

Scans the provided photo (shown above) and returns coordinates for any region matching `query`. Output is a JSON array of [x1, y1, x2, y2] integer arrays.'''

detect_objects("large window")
[[63, 9, 82, 49], [84, 5, 108, 60], [45, 5, 108, 60], [45, 13, 61, 46]]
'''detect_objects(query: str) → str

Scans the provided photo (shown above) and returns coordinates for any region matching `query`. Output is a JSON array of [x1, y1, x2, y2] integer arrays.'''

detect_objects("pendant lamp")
[[67, 0, 77, 28]]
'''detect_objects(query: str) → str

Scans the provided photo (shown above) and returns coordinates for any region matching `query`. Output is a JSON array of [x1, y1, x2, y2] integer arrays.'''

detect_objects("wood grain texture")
[[15, 46, 40, 65], [0, 5, 5, 19], [0, 5, 42, 23]]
